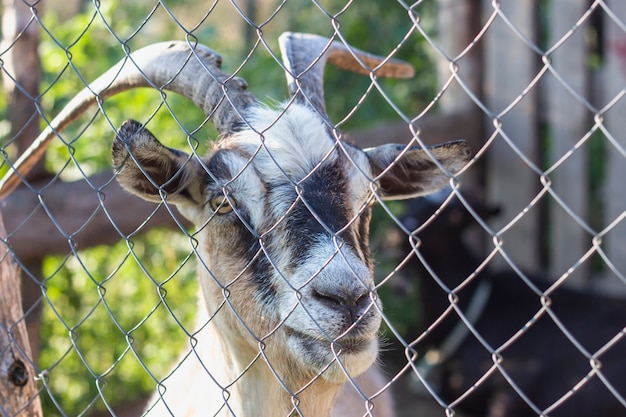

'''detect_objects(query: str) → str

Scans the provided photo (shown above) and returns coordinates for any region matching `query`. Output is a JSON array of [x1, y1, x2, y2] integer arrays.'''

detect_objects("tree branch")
[[347, 109, 483, 151]]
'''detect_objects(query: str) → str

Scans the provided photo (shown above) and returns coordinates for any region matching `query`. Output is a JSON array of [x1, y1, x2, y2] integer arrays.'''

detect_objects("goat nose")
[[312, 285, 373, 321]]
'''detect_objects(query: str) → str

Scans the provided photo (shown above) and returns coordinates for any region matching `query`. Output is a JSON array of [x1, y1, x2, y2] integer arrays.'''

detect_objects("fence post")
[[0, 210, 43, 417], [1, 0, 45, 362], [483, 0, 541, 273], [603, 1, 626, 288], [437, 0, 482, 113], [436, 0, 483, 192], [547, 0, 590, 287]]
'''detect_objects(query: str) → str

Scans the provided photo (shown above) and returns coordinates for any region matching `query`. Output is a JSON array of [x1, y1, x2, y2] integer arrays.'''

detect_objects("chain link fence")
[[1, 1, 625, 417]]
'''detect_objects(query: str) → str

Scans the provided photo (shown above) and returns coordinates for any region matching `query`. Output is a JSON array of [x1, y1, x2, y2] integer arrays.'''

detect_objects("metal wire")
[[0, 1, 625, 417]]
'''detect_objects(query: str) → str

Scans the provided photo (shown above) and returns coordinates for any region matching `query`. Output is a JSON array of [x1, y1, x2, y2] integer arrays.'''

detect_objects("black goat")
[[398, 193, 626, 417]]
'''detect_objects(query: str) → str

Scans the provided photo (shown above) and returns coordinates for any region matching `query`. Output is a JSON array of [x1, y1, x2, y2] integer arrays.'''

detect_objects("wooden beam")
[[1, 173, 183, 263], [437, 0, 483, 113], [602, 0, 626, 288], [547, 0, 591, 287], [0, 0, 44, 179], [347, 109, 483, 150], [483, 0, 541, 273]]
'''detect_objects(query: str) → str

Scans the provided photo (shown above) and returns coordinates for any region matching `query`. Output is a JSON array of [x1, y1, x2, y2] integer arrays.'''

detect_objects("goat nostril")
[[311, 287, 377, 325], [312, 287, 372, 312], [312, 289, 344, 308], [355, 292, 371, 310]]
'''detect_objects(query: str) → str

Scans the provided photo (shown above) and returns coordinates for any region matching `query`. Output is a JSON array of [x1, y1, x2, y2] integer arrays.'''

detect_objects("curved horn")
[[278, 32, 415, 116], [0, 40, 257, 199]]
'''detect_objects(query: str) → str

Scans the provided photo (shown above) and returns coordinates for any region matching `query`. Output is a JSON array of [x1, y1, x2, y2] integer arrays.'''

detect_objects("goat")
[[399, 193, 626, 417], [0, 34, 470, 417]]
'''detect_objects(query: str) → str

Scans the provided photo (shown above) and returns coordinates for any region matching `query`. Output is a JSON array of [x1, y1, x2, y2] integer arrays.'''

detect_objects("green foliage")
[[238, 0, 438, 130], [38, 5, 215, 180], [39, 229, 198, 416], [36, 3, 213, 415]]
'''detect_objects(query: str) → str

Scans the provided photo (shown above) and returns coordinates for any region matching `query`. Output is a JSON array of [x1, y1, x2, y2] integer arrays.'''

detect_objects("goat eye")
[[209, 196, 235, 214]]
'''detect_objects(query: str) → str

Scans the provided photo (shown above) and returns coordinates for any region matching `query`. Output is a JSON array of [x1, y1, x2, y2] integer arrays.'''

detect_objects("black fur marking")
[[203, 150, 279, 305], [205, 149, 235, 186], [355, 206, 372, 267], [208, 198, 277, 306], [250, 251, 277, 306], [283, 160, 357, 267], [237, 222, 277, 306]]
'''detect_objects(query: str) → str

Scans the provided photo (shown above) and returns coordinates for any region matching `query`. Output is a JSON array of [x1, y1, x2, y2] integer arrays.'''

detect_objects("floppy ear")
[[112, 120, 205, 207], [365, 140, 471, 200]]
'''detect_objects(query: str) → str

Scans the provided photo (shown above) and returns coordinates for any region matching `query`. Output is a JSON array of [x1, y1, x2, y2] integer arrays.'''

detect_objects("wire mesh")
[[0, 1, 625, 417]]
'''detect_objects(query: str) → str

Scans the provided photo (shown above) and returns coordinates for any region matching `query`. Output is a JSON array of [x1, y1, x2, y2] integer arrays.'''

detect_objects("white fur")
[[229, 104, 338, 183]]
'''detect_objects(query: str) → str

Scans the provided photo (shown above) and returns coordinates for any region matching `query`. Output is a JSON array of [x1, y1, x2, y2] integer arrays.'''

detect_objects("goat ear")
[[112, 120, 204, 207], [365, 140, 471, 200]]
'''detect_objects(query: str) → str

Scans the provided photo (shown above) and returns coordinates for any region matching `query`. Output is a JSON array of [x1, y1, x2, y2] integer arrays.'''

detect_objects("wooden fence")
[[438, 0, 626, 293]]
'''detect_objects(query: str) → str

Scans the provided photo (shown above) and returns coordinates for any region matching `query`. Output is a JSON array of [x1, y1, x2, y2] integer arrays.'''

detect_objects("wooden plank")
[[2, 172, 184, 262], [482, 0, 541, 272], [348, 109, 482, 150], [0, 209, 43, 417], [437, 0, 482, 113], [547, 0, 590, 287], [602, 1, 626, 289], [0, 0, 44, 179], [436, 0, 483, 192]]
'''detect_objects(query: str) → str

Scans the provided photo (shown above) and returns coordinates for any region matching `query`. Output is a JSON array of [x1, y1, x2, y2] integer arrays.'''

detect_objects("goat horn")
[[278, 32, 415, 117], [0, 40, 257, 199]]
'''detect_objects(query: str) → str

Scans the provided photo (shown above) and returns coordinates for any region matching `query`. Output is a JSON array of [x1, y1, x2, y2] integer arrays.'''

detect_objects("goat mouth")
[[280, 326, 379, 382], [284, 327, 375, 358]]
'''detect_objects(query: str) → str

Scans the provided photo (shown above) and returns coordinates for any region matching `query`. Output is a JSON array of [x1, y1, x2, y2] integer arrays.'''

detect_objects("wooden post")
[[1, 0, 42, 174], [547, 0, 590, 287], [437, 0, 482, 113], [483, 0, 541, 272], [1, 0, 45, 362], [602, 1, 626, 288], [0, 210, 43, 417], [436, 0, 483, 193]]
